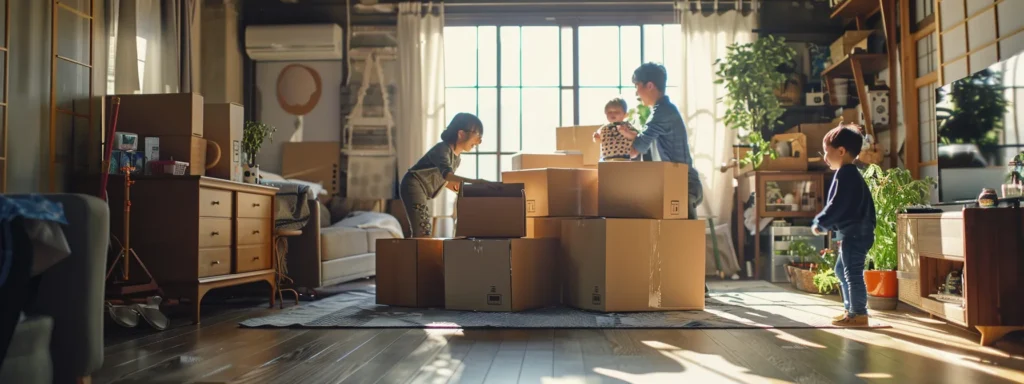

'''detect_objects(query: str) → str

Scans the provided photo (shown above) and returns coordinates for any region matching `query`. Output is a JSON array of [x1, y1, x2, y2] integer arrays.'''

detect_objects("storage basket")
[[149, 160, 190, 176]]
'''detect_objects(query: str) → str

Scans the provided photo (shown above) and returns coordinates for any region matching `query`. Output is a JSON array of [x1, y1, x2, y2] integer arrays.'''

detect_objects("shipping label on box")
[[560, 218, 706, 312], [375, 238, 445, 308], [143, 137, 160, 175], [456, 183, 526, 238], [204, 103, 244, 181], [555, 126, 602, 165], [443, 238, 558, 312], [511, 152, 585, 170], [598, 162, 689, 219], [501, 168, 598, 217]]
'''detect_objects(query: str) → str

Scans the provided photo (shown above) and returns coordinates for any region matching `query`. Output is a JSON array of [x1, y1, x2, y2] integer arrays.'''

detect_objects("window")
[[445, 24, 681, 180]]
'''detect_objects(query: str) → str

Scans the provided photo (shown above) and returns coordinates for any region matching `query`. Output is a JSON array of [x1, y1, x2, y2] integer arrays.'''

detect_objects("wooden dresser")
[[897, 208, 1024, 345], [109, 176, 278, 323]]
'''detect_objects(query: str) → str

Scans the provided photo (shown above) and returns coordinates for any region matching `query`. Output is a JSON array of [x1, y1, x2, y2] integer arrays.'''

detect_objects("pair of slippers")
[[106, 296, 169, 331]]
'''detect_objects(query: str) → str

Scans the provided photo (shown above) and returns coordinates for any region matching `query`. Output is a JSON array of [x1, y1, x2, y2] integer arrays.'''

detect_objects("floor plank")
[[94, 281, 1024, 384]]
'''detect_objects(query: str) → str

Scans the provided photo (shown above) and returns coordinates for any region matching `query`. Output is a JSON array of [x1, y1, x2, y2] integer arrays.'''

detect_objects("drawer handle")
[[252, 202, 261, 208], [211, 200, 220, 205], [211, 260, 221, 265], [252, 230, 260, 235], [211, 231, 220, 236], [252, 256, 260, 261]]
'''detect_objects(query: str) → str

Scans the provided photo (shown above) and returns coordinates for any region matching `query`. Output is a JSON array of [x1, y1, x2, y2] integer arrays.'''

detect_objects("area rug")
[[239, 281, 889, 329]]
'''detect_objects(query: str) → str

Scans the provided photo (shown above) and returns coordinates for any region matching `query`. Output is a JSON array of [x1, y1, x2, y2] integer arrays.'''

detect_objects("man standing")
[[616, 62, 709, 297], [617, 62, 704, 219]]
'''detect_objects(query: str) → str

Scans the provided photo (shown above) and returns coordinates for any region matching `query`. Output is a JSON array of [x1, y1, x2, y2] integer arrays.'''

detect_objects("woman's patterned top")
[[599, 122, 637, 160]]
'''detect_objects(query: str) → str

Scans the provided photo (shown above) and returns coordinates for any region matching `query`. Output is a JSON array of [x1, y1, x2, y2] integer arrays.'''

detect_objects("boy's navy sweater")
[[813, 164, 876, 237]]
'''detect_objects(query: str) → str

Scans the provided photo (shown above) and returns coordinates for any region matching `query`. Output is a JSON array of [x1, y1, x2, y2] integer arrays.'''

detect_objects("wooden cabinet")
[[109, 176, 278, 324], [897, 209, 1024, 345], [735, 171, 829, 279]]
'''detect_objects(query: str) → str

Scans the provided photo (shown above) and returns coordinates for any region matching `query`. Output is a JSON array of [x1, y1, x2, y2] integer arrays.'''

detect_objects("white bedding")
[[332, 211, 405, 239]]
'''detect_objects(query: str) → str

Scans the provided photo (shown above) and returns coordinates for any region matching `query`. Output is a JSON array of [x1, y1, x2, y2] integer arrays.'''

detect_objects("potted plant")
[[784, 239, 820, 294], [714, 35, 797, 170], [861, 164, 936, 310], [242, 121, 277, 183], [813, 248, 840, 295]]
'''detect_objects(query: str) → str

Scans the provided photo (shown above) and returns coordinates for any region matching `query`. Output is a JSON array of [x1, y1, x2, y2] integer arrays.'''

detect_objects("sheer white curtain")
[[677, 1, 755, 275], [397, 2, 450, 235]]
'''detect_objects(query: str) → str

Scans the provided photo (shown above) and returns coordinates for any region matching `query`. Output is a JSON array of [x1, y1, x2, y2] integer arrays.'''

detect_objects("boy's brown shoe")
[[832, 311, 848, 321], [831, 314, 869, 327]]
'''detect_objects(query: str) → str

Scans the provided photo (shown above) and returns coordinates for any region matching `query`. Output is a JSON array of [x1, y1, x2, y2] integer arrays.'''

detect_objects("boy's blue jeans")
[[835, 233, 874, 316]]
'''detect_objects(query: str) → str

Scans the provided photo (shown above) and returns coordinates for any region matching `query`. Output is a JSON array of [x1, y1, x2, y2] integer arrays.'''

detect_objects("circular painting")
[[276, 64, 323, 116]]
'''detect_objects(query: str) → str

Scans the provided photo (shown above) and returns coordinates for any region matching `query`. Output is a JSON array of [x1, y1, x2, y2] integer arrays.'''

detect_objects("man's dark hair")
[[440, 112, 483, 145], [632, 62, 668, 93], [605, 98, 628, 112], [823, 123, 865, 158]]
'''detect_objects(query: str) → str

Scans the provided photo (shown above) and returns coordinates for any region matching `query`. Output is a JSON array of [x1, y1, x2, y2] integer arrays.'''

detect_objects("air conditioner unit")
[[245, 24, 344, 61]]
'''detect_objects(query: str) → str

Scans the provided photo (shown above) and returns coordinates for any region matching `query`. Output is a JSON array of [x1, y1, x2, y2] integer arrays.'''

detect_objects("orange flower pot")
[[863, 270, 898, 298]]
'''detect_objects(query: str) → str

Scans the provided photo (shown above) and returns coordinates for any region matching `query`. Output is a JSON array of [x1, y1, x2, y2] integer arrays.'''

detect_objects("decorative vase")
[[864, 270, 898, 310], [243, 163, 261, 184], [977, 188, 998, 208]]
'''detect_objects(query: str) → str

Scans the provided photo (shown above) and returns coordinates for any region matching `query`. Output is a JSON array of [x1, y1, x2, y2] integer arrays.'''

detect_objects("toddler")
[[591, 98, 638, 161], [813, 123, 877, 327]]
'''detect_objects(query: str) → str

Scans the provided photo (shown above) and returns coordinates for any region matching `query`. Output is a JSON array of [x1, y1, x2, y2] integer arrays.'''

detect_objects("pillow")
[[328, 197, 384, 224], [331, 211, 405, 239], [319, 202, 331, 228]]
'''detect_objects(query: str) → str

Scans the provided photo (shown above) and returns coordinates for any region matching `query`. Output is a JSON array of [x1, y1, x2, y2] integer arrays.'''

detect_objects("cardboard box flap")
[[461, 182, 525, 198]]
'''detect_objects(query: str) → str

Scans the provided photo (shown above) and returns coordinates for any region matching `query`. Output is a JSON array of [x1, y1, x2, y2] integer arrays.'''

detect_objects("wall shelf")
[[830, 0, 881, 20], [821, 53, 888, 78]]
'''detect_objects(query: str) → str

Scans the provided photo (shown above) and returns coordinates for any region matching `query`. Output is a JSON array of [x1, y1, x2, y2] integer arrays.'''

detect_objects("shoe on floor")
[[832, 311, 848, 321], [831, 314, 869, 327]]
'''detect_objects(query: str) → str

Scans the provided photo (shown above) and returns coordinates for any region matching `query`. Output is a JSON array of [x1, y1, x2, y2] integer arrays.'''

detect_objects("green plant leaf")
[[861, 164, 937, 271]]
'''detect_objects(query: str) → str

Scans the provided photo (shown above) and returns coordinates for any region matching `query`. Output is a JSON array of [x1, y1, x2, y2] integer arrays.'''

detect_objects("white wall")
[[254, 60, 343, 173]]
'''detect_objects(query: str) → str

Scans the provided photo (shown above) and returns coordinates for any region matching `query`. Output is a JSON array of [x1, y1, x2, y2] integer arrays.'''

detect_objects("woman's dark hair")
[[440, 112, 483, 145]]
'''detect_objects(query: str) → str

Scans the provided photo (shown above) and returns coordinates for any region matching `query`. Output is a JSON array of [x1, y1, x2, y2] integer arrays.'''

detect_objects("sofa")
[[286, 198, 408, 294], [0, 194, 108, 384]]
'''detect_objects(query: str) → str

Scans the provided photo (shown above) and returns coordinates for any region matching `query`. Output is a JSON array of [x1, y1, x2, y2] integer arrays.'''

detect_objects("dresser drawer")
[[916, 218, 964, 258], [198, 247, 232, 277], [236, 244, 272, 273], [237, 192, 272, 218], [199, 188, 233, 218], [198, 218, 232, 248], [236, 218, 272, 246]]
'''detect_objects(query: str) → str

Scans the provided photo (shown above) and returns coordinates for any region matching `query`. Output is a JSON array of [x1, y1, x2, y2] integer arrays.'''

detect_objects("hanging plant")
[[714, 35, 797, 169], [243, 121, 277, 167]]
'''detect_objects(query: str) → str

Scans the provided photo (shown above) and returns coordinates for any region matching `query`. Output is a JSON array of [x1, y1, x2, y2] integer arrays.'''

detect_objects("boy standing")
[[812, 124, 877, 326]]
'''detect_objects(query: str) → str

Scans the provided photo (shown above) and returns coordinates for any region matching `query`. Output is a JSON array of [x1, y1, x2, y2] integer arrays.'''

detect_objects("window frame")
[[445, 23, 681, 180]]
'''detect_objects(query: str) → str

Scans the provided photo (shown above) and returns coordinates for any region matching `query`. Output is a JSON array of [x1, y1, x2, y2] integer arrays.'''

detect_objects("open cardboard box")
[[455, 182, 526, 238]]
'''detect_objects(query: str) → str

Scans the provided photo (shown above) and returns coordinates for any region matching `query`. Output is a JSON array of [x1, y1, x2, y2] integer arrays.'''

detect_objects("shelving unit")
[[825, 0, 898, 165]]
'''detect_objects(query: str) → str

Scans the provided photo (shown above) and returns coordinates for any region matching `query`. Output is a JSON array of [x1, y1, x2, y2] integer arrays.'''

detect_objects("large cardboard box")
[[203, 103, 244, 182], [761, 133, 809, 172], [281, 142, 341, 195], [112, 93, 204, 137], [511, 153, 584, 170], [443, 238, 559, 312], [555, 125, 601, 165], [456, 183, 526, 238], [785, 123, 833, 158], [376, 238, 445, 308], [561, 218, 706, 312], [526, 217, 568, 239], [829, 30, 872, 65], [598, 162, 688, 219], [501, 168, 598, 217]]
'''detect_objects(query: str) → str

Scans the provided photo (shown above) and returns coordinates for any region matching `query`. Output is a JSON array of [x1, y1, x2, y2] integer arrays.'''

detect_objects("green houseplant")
[[714, 35, 797, 169], [861, 164, 936, 309], [813, 248, 840, 295], [242, 121, 277, 183]]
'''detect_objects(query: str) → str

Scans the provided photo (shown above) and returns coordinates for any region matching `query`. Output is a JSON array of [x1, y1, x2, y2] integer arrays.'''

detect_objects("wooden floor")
[[96, 280, 1024, 384]]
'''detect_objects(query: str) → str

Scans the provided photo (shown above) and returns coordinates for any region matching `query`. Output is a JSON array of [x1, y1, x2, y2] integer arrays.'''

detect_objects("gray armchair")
[[0, 194, 108, 383]]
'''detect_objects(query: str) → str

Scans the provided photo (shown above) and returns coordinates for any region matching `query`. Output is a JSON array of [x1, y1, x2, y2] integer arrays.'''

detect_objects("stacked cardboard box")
[[377, 132, 707, 314]]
